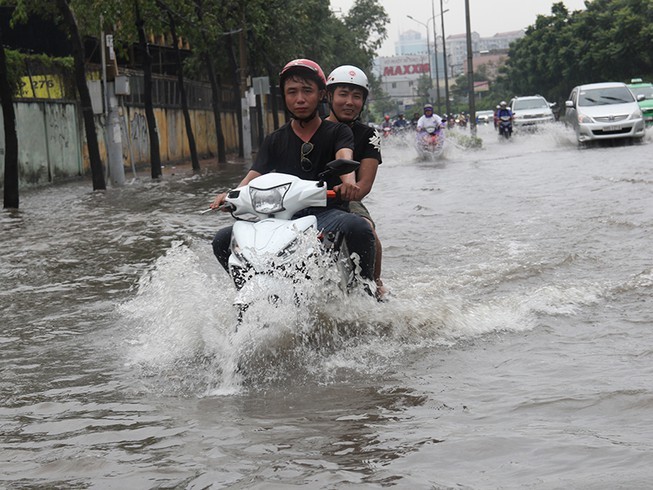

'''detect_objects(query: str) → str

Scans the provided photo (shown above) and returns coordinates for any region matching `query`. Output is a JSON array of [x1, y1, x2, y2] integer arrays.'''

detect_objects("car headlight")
[[249, 183, 290, 214], [630, 108, 643, 119], [578, 113, 593, 124]]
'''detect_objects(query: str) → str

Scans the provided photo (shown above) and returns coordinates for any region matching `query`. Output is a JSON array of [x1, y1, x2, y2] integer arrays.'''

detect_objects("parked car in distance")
[[564, 82, 646, 144], [627, 78, 653, 126], [476, 110, 495, 125], [510, 95, 555, 128]]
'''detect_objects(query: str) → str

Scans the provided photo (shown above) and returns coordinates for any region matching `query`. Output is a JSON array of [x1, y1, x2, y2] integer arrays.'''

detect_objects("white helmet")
[[326, 65, 370, 100]]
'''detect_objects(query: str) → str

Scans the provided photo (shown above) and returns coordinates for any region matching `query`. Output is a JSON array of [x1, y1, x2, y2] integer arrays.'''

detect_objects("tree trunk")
[[134, 0, 162, 179], [225, 33, 244, 158], [205, 53, 227, 163], [0, 25, 19, 209], [265, 60, 280, 130], [160, 2, 200, 172], [195, 1, 226, 163], [56, 0, 106, 190]]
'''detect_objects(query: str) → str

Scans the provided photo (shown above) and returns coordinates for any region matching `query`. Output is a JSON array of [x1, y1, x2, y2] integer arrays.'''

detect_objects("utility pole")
[[101, 21, 125, 186], [464, 0, 476, 135], [440, 0, 451, 115], [430, 0, 441, 113]]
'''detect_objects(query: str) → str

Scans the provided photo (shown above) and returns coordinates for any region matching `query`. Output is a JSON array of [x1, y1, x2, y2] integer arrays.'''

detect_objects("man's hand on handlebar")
[[333, 181, 361, 202], [210, 192, 228, 210]]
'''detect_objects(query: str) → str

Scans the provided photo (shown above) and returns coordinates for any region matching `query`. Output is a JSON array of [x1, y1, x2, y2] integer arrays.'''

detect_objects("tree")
[[134, 0, 162, 178], [502, 0, 653, 104], [157, 0, 200, 172], [0, 23, 19, 208], [56, 0, 106, 190], [192, 0, 227, 163]]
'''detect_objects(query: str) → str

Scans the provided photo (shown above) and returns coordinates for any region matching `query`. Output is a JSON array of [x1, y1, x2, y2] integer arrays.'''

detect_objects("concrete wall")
[[0, 101, 83, 186], [0, 100, 244, 188]]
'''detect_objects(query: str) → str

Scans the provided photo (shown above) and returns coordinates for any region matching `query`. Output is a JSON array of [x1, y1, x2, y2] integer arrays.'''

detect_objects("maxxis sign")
[[383, 63, 429, 77]]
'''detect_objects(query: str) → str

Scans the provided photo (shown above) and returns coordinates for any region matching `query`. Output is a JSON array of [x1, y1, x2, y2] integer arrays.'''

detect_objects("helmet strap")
[[292, 109, 319, 125]]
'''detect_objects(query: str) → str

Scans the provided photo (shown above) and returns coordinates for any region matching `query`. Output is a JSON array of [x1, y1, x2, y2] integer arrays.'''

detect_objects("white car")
[[510, 95, 555, 128], [564, 82, 646, 144], [476, 110, 495, 125]]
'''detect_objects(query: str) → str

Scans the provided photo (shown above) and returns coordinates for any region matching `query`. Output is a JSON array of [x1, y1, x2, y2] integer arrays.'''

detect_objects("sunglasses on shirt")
[[300, 142, 314, 172]]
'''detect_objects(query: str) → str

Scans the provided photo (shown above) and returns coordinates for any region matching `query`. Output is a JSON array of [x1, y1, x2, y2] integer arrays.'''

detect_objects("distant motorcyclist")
[[381, 114, 393, 137], [496, 101, 513, 121], [496, 100, 513, 137], [416, 103, 442, 133], [393, 113, 408, 130]]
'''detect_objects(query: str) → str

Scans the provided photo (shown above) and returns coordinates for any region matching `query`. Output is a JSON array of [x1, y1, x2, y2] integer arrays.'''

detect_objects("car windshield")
[[629, 85, 653, 99], [513, 98, 548, 110], [578, 87, 634, 106]]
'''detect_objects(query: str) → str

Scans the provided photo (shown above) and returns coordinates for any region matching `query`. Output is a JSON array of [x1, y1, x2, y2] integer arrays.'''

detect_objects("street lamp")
[[430, 4, 450, 114], [408, 10, 448, 113], [406, 15, 433, 98]]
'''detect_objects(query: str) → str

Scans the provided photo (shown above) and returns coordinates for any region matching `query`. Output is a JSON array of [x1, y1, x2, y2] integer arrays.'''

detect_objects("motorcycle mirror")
[[319, 159, 360, 179]]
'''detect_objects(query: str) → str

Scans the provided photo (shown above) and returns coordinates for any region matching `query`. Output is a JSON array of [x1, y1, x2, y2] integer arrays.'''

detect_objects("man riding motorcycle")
[[325, 64, 387, 298], [416, 103, 443, 133], [496, 100, 513, 137]]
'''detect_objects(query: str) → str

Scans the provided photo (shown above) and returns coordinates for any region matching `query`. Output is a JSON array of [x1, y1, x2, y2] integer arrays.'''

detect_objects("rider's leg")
[[314, 208, 376, 282], [211, 225, 233, 272]]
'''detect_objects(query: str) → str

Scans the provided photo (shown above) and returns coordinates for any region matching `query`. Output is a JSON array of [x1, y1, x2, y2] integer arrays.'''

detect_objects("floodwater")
[[1, 123, 652, 488]]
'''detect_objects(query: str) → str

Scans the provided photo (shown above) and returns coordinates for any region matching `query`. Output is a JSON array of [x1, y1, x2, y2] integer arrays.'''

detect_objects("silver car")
[[510, 95, 555, 128], [565, 82, 646, 144]]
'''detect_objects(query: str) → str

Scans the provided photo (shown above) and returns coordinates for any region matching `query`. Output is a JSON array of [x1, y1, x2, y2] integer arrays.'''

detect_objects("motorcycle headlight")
[[249, 183, 290, 214], [578, 113, 593, 124]]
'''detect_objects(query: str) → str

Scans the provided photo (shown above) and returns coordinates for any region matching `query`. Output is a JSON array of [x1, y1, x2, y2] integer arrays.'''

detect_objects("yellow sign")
[[18, 75, 66, 99]]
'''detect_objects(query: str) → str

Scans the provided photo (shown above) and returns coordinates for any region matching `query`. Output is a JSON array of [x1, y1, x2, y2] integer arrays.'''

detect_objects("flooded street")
[[2, 123, 652, 488]]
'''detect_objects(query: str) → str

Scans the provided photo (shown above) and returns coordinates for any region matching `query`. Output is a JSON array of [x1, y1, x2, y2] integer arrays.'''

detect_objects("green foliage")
[[3, 49, 73, 92], [454, 133, 483, 149], [502, 0, 653, 104], [2, 0, 389, 101]]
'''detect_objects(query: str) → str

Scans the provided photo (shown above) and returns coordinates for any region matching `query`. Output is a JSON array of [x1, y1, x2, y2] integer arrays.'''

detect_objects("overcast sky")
[[329, 0, 588, 57]]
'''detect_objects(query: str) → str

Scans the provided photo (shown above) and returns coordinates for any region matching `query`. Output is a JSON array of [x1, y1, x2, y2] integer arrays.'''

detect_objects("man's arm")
[[354, 157, 379, 200]]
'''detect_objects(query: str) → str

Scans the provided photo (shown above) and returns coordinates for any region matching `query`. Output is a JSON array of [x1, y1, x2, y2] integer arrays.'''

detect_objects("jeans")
[[212, 207, 376, 281]]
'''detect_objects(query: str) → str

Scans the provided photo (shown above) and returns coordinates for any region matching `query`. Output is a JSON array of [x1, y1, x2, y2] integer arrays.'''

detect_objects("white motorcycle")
[[221, 159, 363, 317]]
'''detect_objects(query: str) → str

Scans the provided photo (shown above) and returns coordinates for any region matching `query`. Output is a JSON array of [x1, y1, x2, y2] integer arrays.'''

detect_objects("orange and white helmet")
[[279, 58, 327, 91]]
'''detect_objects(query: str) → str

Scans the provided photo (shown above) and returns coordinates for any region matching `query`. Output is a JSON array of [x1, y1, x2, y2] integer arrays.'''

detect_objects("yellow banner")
[[18, 75, 66, 99]]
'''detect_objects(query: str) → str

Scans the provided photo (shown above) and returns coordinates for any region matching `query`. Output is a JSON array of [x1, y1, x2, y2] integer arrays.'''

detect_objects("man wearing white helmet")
[[325, 64, 387, 299]]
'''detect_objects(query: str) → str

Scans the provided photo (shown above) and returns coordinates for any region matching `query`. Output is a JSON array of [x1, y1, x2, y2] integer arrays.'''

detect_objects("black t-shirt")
[[350, 120, 382, 166], [251, 120, 354, 189]]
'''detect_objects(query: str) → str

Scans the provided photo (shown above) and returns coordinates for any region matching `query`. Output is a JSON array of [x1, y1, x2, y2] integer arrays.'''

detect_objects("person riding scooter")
[[325, 64, 387, 299], [496, 100, 513, 137], [416, 104, 442, 134], [210, 58, 376, 286], [381, 114, 393, 138]]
